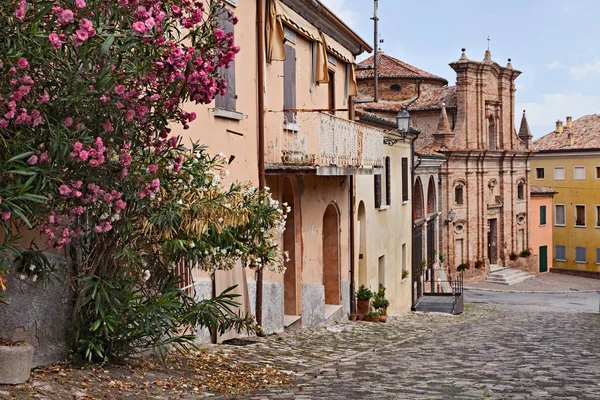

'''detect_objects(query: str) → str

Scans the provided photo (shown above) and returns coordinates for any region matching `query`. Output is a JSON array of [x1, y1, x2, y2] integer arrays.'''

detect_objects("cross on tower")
[[487, 35, 491, 50]]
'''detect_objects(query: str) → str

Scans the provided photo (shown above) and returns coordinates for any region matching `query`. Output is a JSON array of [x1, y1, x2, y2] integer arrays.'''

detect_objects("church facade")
[[356, 49, 534, 282]]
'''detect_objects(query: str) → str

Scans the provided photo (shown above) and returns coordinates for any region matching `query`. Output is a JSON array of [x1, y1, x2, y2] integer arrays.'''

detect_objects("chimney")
[[555, 120, 564, 134], [566, 116, 573, 128], [568, 132, 574, 146]]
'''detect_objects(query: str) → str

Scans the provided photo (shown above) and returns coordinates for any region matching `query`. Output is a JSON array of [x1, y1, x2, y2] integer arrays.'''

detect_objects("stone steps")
[[486, 268, 535, 285]]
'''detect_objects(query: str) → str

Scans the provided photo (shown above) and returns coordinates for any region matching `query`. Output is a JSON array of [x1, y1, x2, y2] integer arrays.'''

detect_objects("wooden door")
[[539, 246, 548, 273]]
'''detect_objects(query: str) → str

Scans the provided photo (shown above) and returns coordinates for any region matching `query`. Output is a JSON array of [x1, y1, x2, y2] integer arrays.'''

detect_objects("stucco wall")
[[354, 142, 413, 313], [530, 153, 600, 273], [530, 194, 554, 273]]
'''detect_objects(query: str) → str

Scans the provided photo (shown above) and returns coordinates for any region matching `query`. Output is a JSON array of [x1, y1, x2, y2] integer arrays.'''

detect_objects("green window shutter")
[[540, 205, 547, 225]]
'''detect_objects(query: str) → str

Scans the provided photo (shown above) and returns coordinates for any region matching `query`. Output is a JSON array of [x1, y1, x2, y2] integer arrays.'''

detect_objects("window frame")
[[574, 204, 586, 227], [517, 181, 525, 200], [574, 166, 586, 180], [596, 248, 600, 265], [401, 157, 409, 203], [535, 167, 545, 180], [214, 7, 237, 113], [554, 204, 566, 226], [553, 166, 565, 180], [455, 185, 464, 205], [555, 245, 566, 261], [575, 246, 587, 263], [540, 205, 547, 226], [595, 166, 600, 180], [596, 205, 600, 228]]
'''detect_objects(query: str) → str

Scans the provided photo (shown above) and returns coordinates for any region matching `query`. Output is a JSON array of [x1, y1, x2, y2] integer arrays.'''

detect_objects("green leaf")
[[7, 151, 34, 163], [100, 34, 115, 55]]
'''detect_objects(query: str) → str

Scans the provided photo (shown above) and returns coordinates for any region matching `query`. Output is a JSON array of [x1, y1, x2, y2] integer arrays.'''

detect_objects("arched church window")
[[517, 181, 525, 200], [455, 184, 464, 205]]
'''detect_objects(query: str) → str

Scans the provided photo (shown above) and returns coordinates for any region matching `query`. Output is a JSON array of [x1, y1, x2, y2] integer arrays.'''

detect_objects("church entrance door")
[[487, 219, 498, 264]]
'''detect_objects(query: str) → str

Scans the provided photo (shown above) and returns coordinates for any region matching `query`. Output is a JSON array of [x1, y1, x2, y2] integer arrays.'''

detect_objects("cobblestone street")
[[220, 301, 600, 399]]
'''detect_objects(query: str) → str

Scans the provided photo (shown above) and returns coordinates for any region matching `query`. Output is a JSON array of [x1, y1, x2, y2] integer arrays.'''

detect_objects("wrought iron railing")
[[266, 110, 384, 169]]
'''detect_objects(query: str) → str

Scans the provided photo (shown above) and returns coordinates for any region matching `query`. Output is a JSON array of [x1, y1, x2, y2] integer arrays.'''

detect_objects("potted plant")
[[349, 313, 358, 321], [378, 308, 387, 323], [0, 339, 34, 385], [363, 311, 379, 322], [401, 269, 409, 282], [520, 249, 531, 258], [356, 285, 373, 315], [509, 252, 518, 261], [457, 263, 468, 272], [372, 284, 390, 311], [474, 260, 484, 269], [438, 253, 445, 265]]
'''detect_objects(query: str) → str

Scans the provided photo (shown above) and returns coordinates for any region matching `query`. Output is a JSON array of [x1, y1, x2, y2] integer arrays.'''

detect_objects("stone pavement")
[[466, 272, 600, 293], [218, 304, 600, 399]]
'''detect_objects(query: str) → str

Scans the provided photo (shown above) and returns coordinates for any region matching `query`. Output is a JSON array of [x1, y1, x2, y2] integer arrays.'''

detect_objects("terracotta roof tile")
[[530, 185, 557, 195], [533, 114, 600, 151], [358, 86, 456, 113], [356, 52, 448, 84]]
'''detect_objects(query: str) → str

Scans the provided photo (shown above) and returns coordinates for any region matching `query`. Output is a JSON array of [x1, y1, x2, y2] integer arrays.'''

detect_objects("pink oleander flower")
[[27, 155, 38, 165], [58, 184, 72, 197], [78, 150, 89, 161], [75, 29, 89, 43], [17, 58, 29, 69], [132, 21, 147, 34], [113, 199, 126, 211], [114, 85, 126, 95], [64, 117, 73, 127], [75, 0, 86, 9], [147, 164, 158, 174], [37, 92, 50, 103], [1, 212, 11, 221], [49, 33, 62, 49], [15, 1, 26, 20], [102, 120, 114, 132], [73, 142, 83, 152], [119, 153, 132, 167], [151, 178, 160, 188], [58, 9, 74, 25]]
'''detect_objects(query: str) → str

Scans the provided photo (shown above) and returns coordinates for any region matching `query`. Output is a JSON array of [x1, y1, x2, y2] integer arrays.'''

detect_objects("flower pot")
[[357, 314, 364, 321], [357, 299, 370, 314], [0, 342, 34, 384], [379, 315, 387, 323], [349, 314, 357, 321], [364, 315, 378, 322]]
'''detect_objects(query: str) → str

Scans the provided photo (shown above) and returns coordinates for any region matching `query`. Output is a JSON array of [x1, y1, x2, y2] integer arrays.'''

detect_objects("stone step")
[[489, 264, 505, 273], [324, 304, 343, 326], [485, 268, 536, 285]]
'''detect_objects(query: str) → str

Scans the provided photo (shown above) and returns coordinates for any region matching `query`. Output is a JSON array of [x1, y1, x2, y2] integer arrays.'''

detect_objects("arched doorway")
[[412, 178, 425, 305], [357, 201, 367, 287], [426, 177, 438, 290], [323, 203, 340, 305], [282, 178, 299, 315], [413, 178, 424, 221], [427, 177, 436, 215]]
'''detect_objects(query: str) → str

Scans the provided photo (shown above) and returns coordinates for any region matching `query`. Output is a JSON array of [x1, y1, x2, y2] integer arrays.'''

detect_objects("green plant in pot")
[[356, 285, 373, 315], [401, 269, 409, 280], [474, 260, 484, 269], [378, 308, 387, 323], [509, 252, 518, 261], [457, 263, 468, 272], [364, 311, 380, 322], [372, 284, 390, 311], [520, 249, 531, 258]]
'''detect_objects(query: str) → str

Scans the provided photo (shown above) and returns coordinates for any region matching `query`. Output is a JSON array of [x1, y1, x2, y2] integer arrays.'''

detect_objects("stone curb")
[[464, 286, 600, 294]]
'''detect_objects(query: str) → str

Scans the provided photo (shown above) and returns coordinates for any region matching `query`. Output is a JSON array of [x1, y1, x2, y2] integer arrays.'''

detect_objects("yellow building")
[[531, 115, 600, 276]]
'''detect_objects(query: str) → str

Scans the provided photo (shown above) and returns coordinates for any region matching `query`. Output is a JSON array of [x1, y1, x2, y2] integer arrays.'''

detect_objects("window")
[[517, 182, 525, 200], [455, 185, 464, 205], [215, 8, 236, 112], [575, 205, 586, 227], [328, 70, 335, 114], [540, 205, 547, 225], [488, 115, 496, 150], [535, 168, 545, 179], [378, 255, 385, 287], [596, 166, 600, 179], [390, 84, 401, 92], [401, 157, 409, 202], [596, 205, 600, 227], [554, 166, 565, 180], [283, 43, 297, 124], [597, 249, 600, 264], [555, 204, 566, 226], [574, 166, 586, 180], [576, 247, 587, 263], [385, 157, 391, 206], [555, 245, 566, 261], [374, 173, 382, 208]]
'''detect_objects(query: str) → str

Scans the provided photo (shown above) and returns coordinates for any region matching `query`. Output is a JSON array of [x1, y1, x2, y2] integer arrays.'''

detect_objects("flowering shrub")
[[0, 0, 286, 361]]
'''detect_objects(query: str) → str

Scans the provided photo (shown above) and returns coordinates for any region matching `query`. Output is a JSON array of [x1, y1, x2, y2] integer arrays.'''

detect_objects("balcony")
[[265, 111, 384, 175]]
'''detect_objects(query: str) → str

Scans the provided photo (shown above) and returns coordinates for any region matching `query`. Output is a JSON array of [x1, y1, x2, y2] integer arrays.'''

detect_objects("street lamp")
[[396, 106, 411, 133]]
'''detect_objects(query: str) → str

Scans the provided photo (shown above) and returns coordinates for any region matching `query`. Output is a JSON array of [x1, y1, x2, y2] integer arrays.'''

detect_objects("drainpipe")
[[373, 0, 379, 102], [410, 129, 420, 311], [256, 0, 266, 334], [349, 175, 356, 314]]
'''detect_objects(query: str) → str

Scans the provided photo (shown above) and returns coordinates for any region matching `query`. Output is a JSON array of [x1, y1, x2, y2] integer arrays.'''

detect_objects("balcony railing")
[[266, 111, 384, 171]]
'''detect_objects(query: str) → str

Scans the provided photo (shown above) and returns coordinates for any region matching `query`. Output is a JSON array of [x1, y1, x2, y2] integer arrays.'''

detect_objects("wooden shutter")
[[385, 157, 391, 206], [576, 247, 586, 262], [374, 174, 382, 208], [215, 10, 236, 111], [283, 44, 296, 123], [540, 205, 546, 225], [596, 248, 600, 264], [401, 157, 408, 202]]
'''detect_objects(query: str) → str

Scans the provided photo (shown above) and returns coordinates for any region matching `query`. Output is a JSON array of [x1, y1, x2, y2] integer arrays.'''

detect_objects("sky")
[[320, 0, 600, 139]]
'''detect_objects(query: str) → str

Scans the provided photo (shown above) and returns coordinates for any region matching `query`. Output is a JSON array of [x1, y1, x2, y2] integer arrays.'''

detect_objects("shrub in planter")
[[509, 252, 518, 261], [474, 260, 484, 269], [520, 249, 532, 258], [356, 285, 373, 314], [457, 263, 468, 272], [401, 269, 409, 280]]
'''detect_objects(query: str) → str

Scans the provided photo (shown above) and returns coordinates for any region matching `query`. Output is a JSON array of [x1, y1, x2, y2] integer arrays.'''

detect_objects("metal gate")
[[426, 217, 436, 292], [412, 224, 424, 306]]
